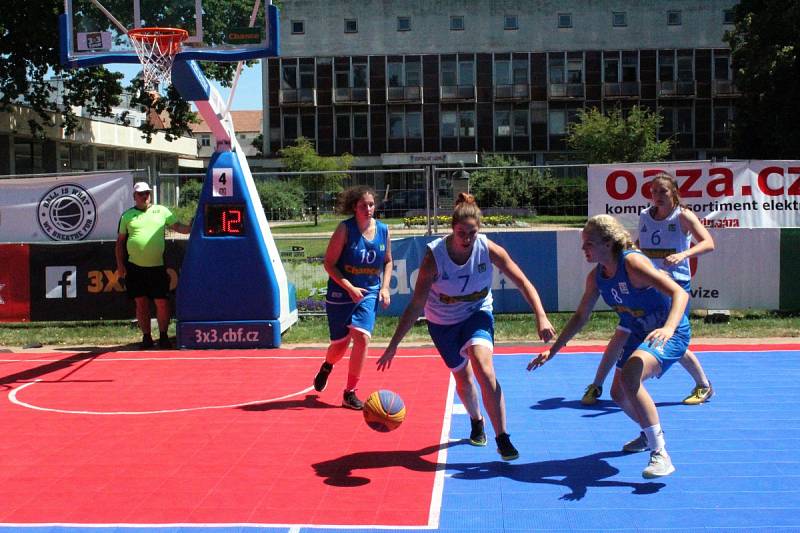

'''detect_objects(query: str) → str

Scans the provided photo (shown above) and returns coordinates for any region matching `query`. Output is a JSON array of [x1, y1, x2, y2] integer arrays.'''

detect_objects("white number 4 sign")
[[212, 168, 234, 197]]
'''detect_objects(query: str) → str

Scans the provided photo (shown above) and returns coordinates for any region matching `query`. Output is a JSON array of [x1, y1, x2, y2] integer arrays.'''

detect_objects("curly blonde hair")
[[336, 185, 376, 215], [452, 192, 482, 226], [584, 214, 636, 255]]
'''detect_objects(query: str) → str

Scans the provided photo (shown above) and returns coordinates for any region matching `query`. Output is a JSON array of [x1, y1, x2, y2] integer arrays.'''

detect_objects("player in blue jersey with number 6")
[[313, 186, 393, 410], [528, 214, 690, 478], [580, 173, 715, 407], [377, 193, 556, 461]]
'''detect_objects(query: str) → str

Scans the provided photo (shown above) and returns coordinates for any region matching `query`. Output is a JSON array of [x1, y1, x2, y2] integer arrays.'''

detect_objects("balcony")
[[494, 83, 530, 100], [657, 80, 696, 98], [549, 83, 585, 99], [603, 81, 640, 99], [279, 88, 317, 106], [440, 85, 476, 101], [712, 79, 740, 97], [332, 87, 370, 105], [387, 86, 423, 103]]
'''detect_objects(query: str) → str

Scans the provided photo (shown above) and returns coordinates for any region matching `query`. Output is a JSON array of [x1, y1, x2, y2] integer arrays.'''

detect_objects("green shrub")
[[403, 214, 515, 227], [256, 179, 305, 220]]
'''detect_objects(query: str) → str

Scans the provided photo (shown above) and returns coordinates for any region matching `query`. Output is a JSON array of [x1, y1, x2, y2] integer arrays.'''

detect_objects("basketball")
[[363, 390, 406, 432]]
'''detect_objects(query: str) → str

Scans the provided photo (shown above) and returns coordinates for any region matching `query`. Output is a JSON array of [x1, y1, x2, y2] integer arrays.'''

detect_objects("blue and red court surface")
[[2, 343, 800, 532]]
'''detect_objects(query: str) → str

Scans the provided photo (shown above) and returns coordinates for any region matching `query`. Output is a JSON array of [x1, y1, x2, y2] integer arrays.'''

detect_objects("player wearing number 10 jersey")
[[312, 186, 392, 410]]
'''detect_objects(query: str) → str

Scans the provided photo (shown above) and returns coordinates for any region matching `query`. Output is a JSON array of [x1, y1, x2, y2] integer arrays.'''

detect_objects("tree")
[[724, 1, 800, 158], [470, 154, 561, 215], [278, 137, 354, 225], [566, 106, 673, 164], [1, 0, 260, 142]]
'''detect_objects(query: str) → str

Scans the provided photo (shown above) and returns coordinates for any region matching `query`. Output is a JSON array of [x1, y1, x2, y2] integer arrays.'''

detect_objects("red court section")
[[0, 348, 450, 526]]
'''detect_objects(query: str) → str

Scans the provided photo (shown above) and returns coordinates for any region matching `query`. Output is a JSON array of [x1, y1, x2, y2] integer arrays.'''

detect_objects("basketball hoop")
[[128, 27, 189, 92]]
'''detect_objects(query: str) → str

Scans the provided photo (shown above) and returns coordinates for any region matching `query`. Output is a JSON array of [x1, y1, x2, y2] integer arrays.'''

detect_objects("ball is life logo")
[[37, 184, 97, 241]]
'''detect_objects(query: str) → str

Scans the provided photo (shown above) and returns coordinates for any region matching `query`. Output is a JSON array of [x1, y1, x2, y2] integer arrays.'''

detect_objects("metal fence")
[[158, 163, 589, 221]]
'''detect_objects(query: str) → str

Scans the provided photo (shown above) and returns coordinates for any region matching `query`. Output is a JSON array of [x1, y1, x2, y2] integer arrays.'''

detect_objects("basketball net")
[[128, 27, 189, 93]]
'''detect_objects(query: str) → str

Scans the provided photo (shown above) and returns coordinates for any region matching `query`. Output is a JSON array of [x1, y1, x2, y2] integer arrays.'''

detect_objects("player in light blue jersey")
[[528, 214, 689, 478], [313, 186, 392, 410], [580, 173, 715, 407], [378, 193, 556, 461]]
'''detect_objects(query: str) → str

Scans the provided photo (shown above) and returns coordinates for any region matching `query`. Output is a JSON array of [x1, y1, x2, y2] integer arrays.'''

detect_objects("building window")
[[291, 20, 305, 34], [353, 113, 368, 139], [283, 112, 315, 143], [397, 17, 411, 31], [714, 51, 731, 81], [667, 10, 682, 26], [389, 110, 421, 139], [558, 13, 572, 28], [612, 12, 627, 27], [344, 19, 358, 33], [337, 112, 368, 140], [723, 9, 735, 25], [548, 109, 578, 135], [200, 135, 211, 147], [495, 110, 511, 137], [504, 15, 518, 30], [450, 16, 464, 31], [441, 109, 475, 138]]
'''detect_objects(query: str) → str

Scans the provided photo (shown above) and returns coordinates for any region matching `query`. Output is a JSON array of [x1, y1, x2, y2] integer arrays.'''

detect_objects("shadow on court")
[[238, 393, 340, 411], [313, 443, 664, 499], [530, 397, 686, 418], [0, 351, 108, 390]]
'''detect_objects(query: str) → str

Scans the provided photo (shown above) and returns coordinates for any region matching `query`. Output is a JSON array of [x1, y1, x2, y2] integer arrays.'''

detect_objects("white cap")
[[133, 182, 152, 193]]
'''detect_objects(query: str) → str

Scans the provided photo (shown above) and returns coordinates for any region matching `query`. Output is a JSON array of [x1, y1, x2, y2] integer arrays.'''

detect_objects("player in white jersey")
[[580, 173, 715, 407], [377, 193, 556, 461]]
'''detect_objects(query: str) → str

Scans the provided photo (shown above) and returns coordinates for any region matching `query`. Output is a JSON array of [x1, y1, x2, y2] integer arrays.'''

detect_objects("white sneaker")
[[622, 431, 649, 453], [642, 449, 675, 478]]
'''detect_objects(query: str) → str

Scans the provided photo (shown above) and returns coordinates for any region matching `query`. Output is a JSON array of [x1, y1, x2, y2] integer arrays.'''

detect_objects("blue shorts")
[[326, 292, 378, 342], [616, 323, 691, 376], [427, 311, 494, 372]]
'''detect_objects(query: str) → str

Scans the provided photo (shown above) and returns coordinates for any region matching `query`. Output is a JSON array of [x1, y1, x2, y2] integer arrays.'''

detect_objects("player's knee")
[[621, 358, 644, 392]]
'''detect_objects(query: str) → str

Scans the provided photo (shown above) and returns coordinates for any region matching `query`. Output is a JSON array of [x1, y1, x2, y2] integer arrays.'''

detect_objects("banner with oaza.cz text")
[[589, 161, 800, 229]]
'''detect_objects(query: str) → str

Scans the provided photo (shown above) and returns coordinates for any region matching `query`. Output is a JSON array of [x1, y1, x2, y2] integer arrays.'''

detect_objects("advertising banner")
[[27, 240, 186, 321], [555, 228, 781, 311], [0, 172, 134, 242], [0, 244, 31, 322], [588, 161, 800, 229]]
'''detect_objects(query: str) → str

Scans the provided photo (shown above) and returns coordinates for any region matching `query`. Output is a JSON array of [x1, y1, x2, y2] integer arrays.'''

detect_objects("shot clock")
[[204, 204, 246, 236]]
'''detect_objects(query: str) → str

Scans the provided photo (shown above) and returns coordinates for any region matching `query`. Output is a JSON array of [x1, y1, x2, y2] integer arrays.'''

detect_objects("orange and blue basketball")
[[363, 390, 406, 432]]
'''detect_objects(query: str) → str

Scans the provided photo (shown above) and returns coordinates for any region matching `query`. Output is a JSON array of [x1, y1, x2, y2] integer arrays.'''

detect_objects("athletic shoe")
[[469, 418, 487, 446], [623, 432, 649, 453], [158, 335, 172, 349], [313, 361, 333, 392], [140, 334, 154, 349], [495, 433, 519, 461], [581, 384, 603, 405], [342, 389, 364, 410], [683, 383, 714, 405], [642, 449, 675, 478]]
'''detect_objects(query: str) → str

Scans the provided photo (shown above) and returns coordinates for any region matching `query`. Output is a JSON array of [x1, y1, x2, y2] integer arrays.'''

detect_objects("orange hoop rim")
[[128, 27, 189, 47]]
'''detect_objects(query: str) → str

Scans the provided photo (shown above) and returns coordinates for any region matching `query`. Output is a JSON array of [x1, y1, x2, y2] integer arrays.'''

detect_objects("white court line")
[[8, 380, 315, 415], [0, 353, 442, 363]]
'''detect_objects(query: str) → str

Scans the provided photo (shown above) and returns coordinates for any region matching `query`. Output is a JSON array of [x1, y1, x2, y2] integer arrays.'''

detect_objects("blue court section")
[[3, 348, 800, 532]]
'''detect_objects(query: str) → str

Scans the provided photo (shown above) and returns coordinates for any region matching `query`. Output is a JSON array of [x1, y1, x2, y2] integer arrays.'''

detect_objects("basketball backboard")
[[61, 0, 278, 68]]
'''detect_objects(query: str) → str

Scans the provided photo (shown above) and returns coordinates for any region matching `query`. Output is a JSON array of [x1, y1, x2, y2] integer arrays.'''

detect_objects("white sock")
[[643, 424, 666, 452]]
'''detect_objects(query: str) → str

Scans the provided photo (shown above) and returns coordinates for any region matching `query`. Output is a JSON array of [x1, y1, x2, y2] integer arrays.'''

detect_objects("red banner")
[[0, 244, 30, 322]]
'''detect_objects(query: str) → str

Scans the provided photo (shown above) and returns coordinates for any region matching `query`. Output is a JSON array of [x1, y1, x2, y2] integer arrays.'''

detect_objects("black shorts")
[[125, 262, 170, 300]]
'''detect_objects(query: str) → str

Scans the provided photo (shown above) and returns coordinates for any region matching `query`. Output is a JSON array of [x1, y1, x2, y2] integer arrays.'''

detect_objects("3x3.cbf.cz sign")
[[588, 161, 800, 228]]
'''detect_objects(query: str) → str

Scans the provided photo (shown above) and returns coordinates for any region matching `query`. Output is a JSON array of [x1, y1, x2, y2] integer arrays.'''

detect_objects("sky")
[[111, 61, 264, 111]]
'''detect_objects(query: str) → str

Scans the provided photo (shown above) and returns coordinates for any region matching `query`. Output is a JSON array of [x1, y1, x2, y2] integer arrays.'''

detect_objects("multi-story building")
[[0, 82, 200, 177], [261, 0, 739, 167], [192, 110, 263, 166]]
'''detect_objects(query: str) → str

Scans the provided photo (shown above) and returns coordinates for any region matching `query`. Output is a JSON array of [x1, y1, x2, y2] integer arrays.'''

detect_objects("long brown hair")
[[452, 192, 482, 227], [336, 185, 376, 215]]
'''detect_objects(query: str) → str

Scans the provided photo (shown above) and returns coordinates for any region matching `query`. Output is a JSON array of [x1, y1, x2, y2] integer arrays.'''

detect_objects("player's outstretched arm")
[[487, 240, 555, 342], [528, 271, 599, 371], [377, 250, 436, 371]]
